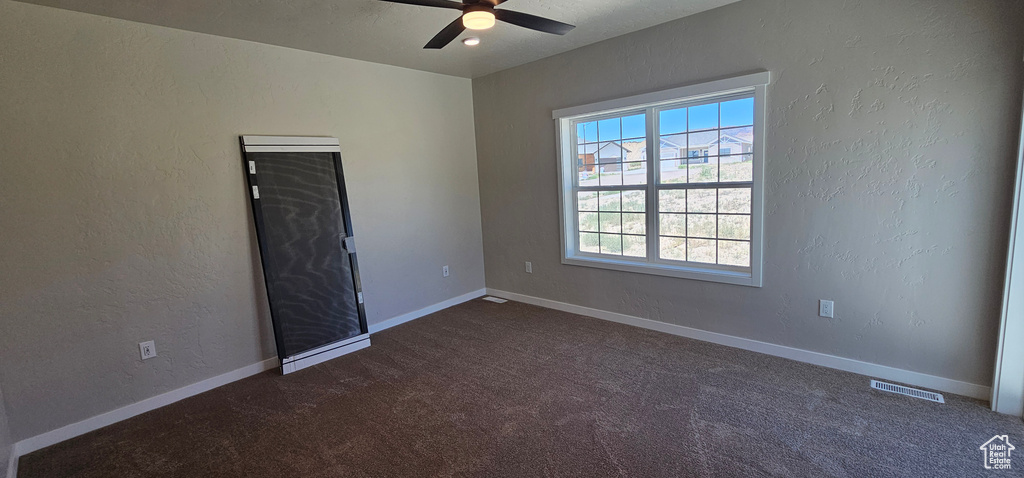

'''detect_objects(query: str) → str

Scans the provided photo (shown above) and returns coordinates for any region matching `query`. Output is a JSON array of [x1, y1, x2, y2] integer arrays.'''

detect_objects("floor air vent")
[[870, 380, 944, 403], [482, 296, 508, 303]]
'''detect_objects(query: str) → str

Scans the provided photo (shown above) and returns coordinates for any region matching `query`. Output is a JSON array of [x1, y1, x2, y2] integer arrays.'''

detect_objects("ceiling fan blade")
[[494, 9, 575, 35], [380, 0, 464, 10], [424, 17, 467, 49]]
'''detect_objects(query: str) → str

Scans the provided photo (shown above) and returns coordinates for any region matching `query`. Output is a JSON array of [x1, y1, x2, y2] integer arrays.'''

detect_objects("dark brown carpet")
[[18, 299, 1024, 477]]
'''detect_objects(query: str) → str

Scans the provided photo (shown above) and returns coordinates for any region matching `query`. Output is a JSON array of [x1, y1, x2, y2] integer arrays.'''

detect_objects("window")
[[554, 72, 768, 286]]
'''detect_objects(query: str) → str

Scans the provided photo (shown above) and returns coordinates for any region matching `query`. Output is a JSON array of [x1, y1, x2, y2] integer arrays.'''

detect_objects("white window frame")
[[554, 72, 769, 287]]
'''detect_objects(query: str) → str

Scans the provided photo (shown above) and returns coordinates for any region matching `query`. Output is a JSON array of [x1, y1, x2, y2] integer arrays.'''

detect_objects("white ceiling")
[[16, 0, 740, 78]]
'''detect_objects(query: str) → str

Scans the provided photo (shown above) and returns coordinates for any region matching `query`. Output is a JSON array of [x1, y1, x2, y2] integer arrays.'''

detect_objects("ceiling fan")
[[380, 0, 575, 49]]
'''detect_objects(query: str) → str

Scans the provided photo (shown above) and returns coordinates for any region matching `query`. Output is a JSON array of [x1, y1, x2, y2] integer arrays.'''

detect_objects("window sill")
[[562, 255, 762, 287]]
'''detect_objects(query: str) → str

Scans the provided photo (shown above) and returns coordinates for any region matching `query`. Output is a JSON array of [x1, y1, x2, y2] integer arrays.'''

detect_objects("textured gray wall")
[[0, 1, 484, 441], [473, 0, 1024, 387]]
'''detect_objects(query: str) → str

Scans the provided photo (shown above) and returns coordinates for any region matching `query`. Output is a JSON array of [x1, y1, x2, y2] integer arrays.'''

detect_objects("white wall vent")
[[482, 296, 508, 303], [870, 380, 944, 403]]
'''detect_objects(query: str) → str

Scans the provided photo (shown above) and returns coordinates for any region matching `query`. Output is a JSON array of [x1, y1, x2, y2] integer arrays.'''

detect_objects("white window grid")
[[555, 72, 768, 287], [570, 93, 754, 272]]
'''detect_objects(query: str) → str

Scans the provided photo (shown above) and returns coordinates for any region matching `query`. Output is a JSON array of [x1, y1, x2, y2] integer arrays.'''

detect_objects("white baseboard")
[[486, 288, 991, 400], [10, 287, 486, 464], [13, 357, 279, 458], [367, 288, 487, 333]]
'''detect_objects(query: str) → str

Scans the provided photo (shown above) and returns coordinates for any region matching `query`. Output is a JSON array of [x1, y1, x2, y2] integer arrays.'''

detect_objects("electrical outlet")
[[442, 265, 450, 278], [525, 261, 533, 273], [139, 340, 157, 360], [819, 300, 834, 318]]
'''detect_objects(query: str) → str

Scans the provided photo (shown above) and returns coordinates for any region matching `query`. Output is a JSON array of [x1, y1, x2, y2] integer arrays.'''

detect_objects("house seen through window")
[[555, 73, 768, 286]]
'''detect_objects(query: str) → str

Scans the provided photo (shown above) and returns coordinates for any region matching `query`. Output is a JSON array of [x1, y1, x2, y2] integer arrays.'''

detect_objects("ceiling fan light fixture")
[[463, 10, 496, 30], [379, 0, 575, 49]]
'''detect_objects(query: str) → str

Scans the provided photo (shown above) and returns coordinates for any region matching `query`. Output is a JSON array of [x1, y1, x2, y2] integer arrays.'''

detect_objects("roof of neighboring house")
[[584, 138, 685, 162], [689, 132, 754, 148], [582, 132, 752, 155]]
